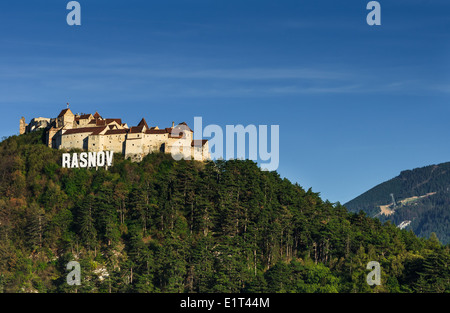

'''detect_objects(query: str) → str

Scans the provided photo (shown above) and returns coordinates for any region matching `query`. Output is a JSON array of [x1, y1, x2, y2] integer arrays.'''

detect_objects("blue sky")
[[1, 0, 450, 203]]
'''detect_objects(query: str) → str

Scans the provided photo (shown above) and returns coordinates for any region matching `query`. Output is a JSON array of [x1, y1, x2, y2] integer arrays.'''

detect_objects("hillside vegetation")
[[0, 131, 448, 293], [345, 163, 450, 244]]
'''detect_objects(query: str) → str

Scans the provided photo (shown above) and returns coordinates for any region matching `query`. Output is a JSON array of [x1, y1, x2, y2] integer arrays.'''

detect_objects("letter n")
[[67, 1, 81, 26]]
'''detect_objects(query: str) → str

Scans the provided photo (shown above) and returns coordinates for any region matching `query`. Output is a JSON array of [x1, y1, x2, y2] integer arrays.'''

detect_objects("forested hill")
[[0, 130, 449, 293], [345, 163, 450, 244]]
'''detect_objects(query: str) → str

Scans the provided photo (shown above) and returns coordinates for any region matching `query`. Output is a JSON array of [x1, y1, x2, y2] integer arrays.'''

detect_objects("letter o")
[[97, 152, 105, 167]]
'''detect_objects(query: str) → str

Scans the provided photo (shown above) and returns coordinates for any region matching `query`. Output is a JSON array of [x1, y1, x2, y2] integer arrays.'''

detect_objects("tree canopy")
[[0, 130, 448, 293]]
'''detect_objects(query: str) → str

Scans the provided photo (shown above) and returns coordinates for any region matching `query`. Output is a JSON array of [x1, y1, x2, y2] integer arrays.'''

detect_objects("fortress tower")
[[19, 117, 27, 135]]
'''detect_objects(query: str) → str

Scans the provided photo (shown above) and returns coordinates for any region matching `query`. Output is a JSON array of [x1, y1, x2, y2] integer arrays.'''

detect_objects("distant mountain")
[[345, 162, 450, 244]]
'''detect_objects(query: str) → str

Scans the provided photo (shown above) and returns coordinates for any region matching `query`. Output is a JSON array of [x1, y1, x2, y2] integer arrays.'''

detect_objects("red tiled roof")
[[91, 127, 107, 135], [169, 134, 184, 139], [169, 124, 192, 138], [87, 118, 122, 127], [105, 118, 122, 125], [87, 119, 105, 126], [105, 129, 129, 135], [137, 118, 149, 129], [146, 129, 168, 134], [75, 114, 92, 122], [177, 122, 193, 132], [191, 140, 208, 147], [63, 126, 107, 136], [58, 108, 73, 118], [130, 126, 145, 133]]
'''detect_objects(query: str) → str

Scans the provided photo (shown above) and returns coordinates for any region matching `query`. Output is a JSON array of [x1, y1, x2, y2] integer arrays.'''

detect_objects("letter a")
[[366, 261, 381, 286], [67, 1, 81, 26], [66, 261, 81, 286], [366, 1, 381, 26]]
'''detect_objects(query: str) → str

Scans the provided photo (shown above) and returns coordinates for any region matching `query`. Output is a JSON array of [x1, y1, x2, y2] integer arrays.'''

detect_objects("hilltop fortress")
[[20, 107, 210, 162]]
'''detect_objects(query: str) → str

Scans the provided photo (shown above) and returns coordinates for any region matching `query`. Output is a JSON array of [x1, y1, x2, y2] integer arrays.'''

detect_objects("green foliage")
[[0, 131, 448, 293]]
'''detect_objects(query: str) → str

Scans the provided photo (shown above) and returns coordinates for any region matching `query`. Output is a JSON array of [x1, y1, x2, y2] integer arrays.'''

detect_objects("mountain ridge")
[[345, 162, 450, 244]]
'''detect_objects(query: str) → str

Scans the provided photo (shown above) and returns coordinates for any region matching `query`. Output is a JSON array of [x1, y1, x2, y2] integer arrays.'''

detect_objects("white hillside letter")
[[71, 153, 79, 168], [88, 152, 96, 168], [67, 1, 81, 26], [79, 152, 88, 168], [62, 153, 71, 168], [97, 151, 105, 167], [106, 151, 114, 167]]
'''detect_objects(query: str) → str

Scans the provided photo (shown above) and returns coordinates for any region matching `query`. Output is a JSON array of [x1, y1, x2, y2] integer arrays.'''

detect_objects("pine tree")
[[77, 194, 98, 253], [25, 203, 46, 250]]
